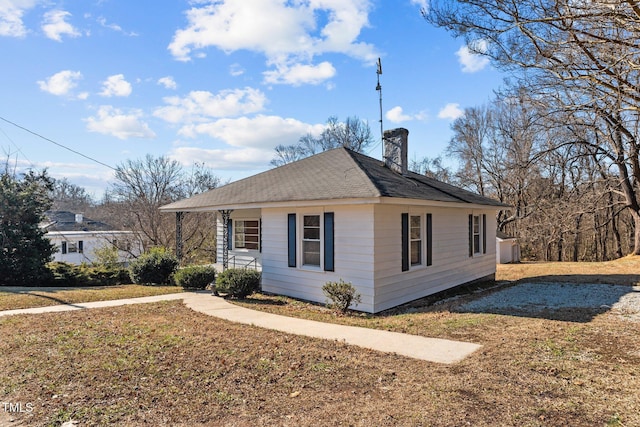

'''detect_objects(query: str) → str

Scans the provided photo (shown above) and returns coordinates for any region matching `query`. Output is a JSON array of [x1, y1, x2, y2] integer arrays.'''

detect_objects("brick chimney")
[[383, 128, 409, 175]]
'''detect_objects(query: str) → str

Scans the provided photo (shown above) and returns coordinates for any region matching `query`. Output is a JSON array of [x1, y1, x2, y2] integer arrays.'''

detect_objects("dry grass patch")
[[496, 256, 640, 285], [0, 285, 183, 311], [0, 301, 638, 426]]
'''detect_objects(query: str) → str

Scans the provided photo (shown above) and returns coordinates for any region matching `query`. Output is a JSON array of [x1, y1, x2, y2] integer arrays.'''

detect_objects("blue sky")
[[0, 0, 504, 197]]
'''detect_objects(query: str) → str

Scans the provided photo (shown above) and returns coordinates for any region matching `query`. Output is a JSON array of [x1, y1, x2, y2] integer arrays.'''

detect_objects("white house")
[[161, 128, 507, 313], [42, 211, 141, 265]]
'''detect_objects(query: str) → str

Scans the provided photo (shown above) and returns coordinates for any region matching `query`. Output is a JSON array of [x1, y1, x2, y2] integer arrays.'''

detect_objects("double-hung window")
[[302, 215, 321, 266], [234, 220, 260, 250], [287, 212, 334, 271], [469, 214, 487, 257], [402, 213, 433, 271], [473, 215, 481, 254], [410, 215, 422, 266]]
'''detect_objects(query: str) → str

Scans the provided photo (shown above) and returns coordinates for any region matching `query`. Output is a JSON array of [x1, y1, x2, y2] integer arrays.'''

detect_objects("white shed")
[[161, 128, 507, 313], [496, 231, 520, 264]]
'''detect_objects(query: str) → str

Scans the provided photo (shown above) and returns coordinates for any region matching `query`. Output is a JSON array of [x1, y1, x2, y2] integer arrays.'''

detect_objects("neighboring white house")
[[42, 211, 141, 265], [160, 128, 507, 313], [496, 231, 521, 264]]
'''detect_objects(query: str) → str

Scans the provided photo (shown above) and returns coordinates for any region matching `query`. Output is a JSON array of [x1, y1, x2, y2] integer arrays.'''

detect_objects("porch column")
[[176, 211, 184, 261], [219, 209, 233, 270]]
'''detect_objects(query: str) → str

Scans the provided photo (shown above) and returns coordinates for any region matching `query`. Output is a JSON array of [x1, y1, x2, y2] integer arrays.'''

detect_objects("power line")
[[0, 116, 116, 171]]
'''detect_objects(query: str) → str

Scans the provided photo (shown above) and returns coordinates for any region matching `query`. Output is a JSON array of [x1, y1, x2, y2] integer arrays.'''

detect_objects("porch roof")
[[160, 148, 506, 212]]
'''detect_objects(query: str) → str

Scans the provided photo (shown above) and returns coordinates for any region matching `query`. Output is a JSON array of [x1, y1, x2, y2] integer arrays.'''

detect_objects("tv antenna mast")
[[376, 58, 384, 159]]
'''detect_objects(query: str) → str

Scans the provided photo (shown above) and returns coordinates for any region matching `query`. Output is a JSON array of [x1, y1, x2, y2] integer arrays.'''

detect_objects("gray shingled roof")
[[43, 211, 114, 232], [160, 147, 506, 211]]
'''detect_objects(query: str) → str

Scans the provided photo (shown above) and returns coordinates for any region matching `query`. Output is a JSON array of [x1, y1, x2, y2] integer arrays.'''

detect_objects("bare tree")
[[106, 155, 221, 262], [271, 116, 374, 167], [424, 0, 640, 254], [50, 178, 95, 212], [409, 155, 453, 183]]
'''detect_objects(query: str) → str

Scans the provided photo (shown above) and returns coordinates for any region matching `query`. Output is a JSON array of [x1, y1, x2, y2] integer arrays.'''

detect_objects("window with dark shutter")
[[482, 214, 487, 254], [324, 212, 334, 272], [426, 213, 432, 266], [468, 214, 473, 257], [287, 214, 296, 267], [401, 213, 409, 271]]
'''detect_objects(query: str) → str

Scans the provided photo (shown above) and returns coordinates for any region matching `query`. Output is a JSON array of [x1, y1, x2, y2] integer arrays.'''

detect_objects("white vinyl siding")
[[261, 205, 375, 313], [373, 204, 496, 313]]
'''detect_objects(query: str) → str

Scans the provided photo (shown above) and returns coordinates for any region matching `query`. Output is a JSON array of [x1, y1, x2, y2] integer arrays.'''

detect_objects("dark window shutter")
[[468, 214, 473, 257], [259, 218, 262, 253], [401, 213, 409, 271], [61, 242, 67, 254], [482, 214, 487, 254], [426, 213, 432, 266], [287, 214, 296, 267], [78, 241, 84, 254], [324, 212, 334, 271], [227, 219, 233, 250]]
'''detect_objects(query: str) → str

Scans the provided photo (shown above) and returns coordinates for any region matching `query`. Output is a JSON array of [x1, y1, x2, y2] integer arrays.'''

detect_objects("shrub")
[[173, 265, 216, 290], [45, 262, 131, 287], [322, 279, 361, 313], [83, 265, 131, 286], [129, 247, 179, 285], [46, 262, 86, 287], [215, 268, 261, 298]]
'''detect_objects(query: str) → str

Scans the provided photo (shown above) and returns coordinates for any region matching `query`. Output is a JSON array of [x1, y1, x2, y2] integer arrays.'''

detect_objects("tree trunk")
[[631, 210, 640, 256]]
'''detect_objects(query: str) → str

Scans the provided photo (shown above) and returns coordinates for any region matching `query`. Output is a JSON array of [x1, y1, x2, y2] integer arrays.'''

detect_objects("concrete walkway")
[[0, 292, 481, 364]]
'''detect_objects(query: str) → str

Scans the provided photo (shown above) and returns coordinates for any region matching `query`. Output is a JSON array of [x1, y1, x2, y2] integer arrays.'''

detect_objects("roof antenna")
[[376, 57, 384, 160]]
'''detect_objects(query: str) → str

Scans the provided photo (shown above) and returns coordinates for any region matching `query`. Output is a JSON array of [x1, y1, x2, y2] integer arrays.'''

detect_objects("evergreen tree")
[[0, 170, 55, 286]]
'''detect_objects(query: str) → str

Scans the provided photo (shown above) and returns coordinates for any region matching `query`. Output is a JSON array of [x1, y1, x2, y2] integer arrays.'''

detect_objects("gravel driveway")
[[458, 282, 640, 321]]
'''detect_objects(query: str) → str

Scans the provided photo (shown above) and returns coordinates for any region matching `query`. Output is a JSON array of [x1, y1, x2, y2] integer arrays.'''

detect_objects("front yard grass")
[[1, 300, 638, 426], [0, 285, 183, 311], [1, 258, 639, 425]]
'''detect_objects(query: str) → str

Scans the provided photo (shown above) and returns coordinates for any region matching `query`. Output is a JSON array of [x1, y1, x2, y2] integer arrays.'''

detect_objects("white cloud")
[[168, 0, 377, 85], [438, 103, 464, 120], [456, 40, 490, 73], [97, 16, 138, 36], [154, 87, 267, 124], [178, 115, 324, 148], [85, 105, 156, 140], [37, 70, 83, 96], [42, 9, 81, 42], [99, 74, 132, 97], [158, 76, 177, 90], [386, 106, 426, 123], [229, 63, 245, 77], [0, 0, 37, 37], [263, 61, 336, 86], [410, 0, 428, 10], [169, 146, 273, 171]]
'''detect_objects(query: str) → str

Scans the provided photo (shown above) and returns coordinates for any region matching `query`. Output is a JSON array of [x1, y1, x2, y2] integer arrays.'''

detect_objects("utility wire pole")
[[376, 58, 384, 160]]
